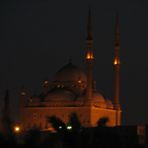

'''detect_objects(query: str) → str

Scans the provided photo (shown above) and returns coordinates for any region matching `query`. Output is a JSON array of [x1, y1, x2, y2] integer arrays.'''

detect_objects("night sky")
[[0, 0, 148, 125]]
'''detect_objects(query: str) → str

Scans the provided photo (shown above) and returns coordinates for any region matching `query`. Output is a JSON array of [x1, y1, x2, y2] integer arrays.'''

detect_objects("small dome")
[[45, 88, 76, 102], [92, 92, 107, 108], [54, 62, 87, 83], [106, 99, 114, 109]]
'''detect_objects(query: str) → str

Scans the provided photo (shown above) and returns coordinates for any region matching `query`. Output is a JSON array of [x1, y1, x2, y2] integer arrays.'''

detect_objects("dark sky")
[[0, 0, 148, 125]]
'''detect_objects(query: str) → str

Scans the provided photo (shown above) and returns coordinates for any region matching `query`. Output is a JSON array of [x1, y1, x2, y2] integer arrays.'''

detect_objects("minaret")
[[113, 14, 121, 125], [85, 8, 94, 104], [2, 89, 13, 137]]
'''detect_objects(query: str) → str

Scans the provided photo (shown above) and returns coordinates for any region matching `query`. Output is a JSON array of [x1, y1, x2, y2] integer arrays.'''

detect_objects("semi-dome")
[[54, 62, 87, 83], [92, 92, 107, 108], [106, 99, 114, 109], [45, 88, 76, 102]]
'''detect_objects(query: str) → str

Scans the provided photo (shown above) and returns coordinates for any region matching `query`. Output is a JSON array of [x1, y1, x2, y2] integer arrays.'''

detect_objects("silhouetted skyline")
[[0, 0, 148, 125]]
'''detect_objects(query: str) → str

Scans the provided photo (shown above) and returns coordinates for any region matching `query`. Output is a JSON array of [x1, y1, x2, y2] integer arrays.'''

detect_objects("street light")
[[14, 126, 20, 133]]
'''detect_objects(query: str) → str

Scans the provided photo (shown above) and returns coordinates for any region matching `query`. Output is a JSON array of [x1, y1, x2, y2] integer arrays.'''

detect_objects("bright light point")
[[113, 58, 120, 65], [21, 92, 26, 96], [14, 126, 20, 133], [86, 51, 94, 60], [59, 126, 62, 129], [67, 125, 72, 130], [114, 59, 117, 65], [44, 80, 48, 84]]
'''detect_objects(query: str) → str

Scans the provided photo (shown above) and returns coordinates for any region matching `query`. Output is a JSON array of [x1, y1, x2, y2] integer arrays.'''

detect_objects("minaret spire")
[[113, 13, 121, 125], [115, 13, 120, 50], [85, 8, 94, 104], [86, 8, 94, 60], [87, 8, 93, 40]]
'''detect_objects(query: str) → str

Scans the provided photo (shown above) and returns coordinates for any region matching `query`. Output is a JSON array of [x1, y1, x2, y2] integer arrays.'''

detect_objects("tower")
[[85, 8, 94, 104], [113, 13, 121, 125], [1, 89, 13, 137]]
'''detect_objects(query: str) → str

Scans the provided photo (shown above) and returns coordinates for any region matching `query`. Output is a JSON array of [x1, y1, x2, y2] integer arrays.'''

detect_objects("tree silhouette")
[[47, 113, 83, 148], [23, 127, 41, 147], [47, 116, 66, 132], [68, 112, 81, 132]]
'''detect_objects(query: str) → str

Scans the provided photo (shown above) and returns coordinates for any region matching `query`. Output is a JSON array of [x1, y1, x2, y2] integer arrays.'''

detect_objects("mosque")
[[19, 10, 122, 131]]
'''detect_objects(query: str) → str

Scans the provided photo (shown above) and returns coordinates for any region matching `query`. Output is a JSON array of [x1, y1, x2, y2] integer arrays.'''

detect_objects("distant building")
[[19, 10, 122, 131], [114, 124, 148, 146], [82, 125, 148, 147]]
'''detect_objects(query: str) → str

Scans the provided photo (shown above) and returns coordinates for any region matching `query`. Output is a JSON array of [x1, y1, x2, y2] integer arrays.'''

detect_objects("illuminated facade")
[[19, 11, 122, 131]]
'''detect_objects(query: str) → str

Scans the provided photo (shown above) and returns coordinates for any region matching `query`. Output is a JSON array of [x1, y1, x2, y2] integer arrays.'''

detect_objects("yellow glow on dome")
[[21, 92, 26, 96], [78, 80, 82, 83], [44, 80, 48, 84]]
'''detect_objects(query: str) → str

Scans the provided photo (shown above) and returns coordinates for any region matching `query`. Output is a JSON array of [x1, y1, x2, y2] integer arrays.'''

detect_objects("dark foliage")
[[47, 116, 66, 132], [1, 114, 148, 148], [68, 112, 81, 132]]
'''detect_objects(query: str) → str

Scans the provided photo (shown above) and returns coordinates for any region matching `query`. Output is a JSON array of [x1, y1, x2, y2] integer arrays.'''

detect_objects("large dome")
[[54, 62, 87, 83]]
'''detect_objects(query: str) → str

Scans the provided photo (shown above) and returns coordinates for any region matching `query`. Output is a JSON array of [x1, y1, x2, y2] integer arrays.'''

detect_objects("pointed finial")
[[113, 12, 120, 65], [68, 56, 72, 64], [87, 7, 93, 40]]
